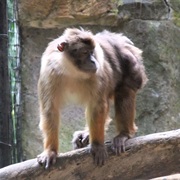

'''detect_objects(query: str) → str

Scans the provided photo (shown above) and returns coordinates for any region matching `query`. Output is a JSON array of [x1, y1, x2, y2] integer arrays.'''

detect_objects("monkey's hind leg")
[[72, 129, 89, 149], [113, 86, 138, 155], [72, 117, 111, 149]]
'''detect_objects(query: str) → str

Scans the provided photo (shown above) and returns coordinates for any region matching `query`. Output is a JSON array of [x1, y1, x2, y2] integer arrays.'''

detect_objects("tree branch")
[[0, 130, 180, 180]]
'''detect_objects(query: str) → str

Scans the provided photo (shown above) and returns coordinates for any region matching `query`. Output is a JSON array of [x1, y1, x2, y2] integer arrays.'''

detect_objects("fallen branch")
[[0, 129, 180, 180]]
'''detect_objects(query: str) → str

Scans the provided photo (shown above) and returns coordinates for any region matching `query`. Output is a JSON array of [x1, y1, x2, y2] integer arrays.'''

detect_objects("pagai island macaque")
[[37, 28, 148, 168]]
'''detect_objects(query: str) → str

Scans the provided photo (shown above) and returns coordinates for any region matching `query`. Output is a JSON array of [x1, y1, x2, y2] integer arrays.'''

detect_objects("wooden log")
[[0, 129, 180, 180]]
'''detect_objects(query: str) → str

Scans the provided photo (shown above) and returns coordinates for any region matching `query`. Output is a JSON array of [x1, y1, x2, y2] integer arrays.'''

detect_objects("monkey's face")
[[58, 36, 99, 74], [67, 41, 99, 73]]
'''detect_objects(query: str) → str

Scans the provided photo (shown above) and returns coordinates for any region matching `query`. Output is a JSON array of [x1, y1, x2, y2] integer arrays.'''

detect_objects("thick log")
[[0, 129, 180, 180]]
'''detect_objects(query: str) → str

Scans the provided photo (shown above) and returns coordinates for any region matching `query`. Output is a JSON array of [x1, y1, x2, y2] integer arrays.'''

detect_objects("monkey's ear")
[[57, 42, 67, 52]]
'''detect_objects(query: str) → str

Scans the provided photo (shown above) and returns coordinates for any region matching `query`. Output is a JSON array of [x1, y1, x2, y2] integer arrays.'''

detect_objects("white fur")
[[40, 40, 106, 81]]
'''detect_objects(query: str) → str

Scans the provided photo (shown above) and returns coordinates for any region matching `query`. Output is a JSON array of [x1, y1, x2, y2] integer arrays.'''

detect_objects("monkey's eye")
[[72, 49, 78, 52], [83, 50, 88, 55]]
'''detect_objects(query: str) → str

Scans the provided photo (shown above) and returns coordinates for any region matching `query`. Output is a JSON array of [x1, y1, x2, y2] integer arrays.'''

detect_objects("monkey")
[[37, 28, 148, 169]]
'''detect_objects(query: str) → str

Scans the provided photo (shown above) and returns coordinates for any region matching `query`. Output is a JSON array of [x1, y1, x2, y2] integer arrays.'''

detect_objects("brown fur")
[[37, 28, 148, 168]]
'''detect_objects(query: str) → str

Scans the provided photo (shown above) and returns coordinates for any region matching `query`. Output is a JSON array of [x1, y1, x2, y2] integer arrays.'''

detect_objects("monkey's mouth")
[[77, 61, 98, 74], [81, 68, 97, 74]]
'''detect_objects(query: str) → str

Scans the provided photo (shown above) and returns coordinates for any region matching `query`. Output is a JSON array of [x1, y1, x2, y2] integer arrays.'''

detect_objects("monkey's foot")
[[112, 134, 128, 155], [37, 150, 57, 169], [90, 143, 108, 166], [72, 130, 89, 149]]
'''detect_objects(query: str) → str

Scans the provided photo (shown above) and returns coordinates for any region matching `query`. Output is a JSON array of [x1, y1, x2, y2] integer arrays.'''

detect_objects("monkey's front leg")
[[86, 103, 108, 166], [37, 107, 60, 169]]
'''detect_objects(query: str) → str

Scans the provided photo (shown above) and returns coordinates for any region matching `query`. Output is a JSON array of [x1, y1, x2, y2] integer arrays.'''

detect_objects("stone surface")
[[18, 0, 180, 160], [17, 0, 174, 28], [168, 0, 180, 27], [118, 0, 170, 21], [18, 0, 119, 28], [122, 20, 180, 135]]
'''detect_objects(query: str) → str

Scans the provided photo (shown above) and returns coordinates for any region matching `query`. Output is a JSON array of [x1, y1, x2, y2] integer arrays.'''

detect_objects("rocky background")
[[18, 0, 180, 160]]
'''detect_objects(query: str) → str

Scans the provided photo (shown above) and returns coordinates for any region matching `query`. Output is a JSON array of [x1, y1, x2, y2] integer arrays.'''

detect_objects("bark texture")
[[0, 130, 179, 180]]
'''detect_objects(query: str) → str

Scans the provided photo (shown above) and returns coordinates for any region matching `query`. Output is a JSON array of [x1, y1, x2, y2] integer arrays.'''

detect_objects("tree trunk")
[[0, 129, 179, 180]]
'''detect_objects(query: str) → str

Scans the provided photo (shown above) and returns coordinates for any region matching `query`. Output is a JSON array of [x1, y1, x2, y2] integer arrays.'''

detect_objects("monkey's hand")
[[72, 130, 89, 149], [37, 150, 57, 169], [112, 134, 129, 155], [90, 143, 108, 166]]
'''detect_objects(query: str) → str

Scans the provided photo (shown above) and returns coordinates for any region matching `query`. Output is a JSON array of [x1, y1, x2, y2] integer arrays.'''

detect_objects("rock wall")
[[18, 0, 180, 160]]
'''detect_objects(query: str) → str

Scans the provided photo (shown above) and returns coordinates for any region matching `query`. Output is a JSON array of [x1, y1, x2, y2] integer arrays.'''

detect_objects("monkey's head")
[[57, 28, 99, 73]]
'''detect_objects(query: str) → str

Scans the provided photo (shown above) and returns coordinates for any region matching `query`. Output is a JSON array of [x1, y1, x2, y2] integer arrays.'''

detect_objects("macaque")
[[37, 28, 148, 168]]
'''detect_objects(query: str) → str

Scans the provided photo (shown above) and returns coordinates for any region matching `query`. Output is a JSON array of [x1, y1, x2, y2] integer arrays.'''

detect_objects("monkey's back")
[[95, 31, 147, 91]]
